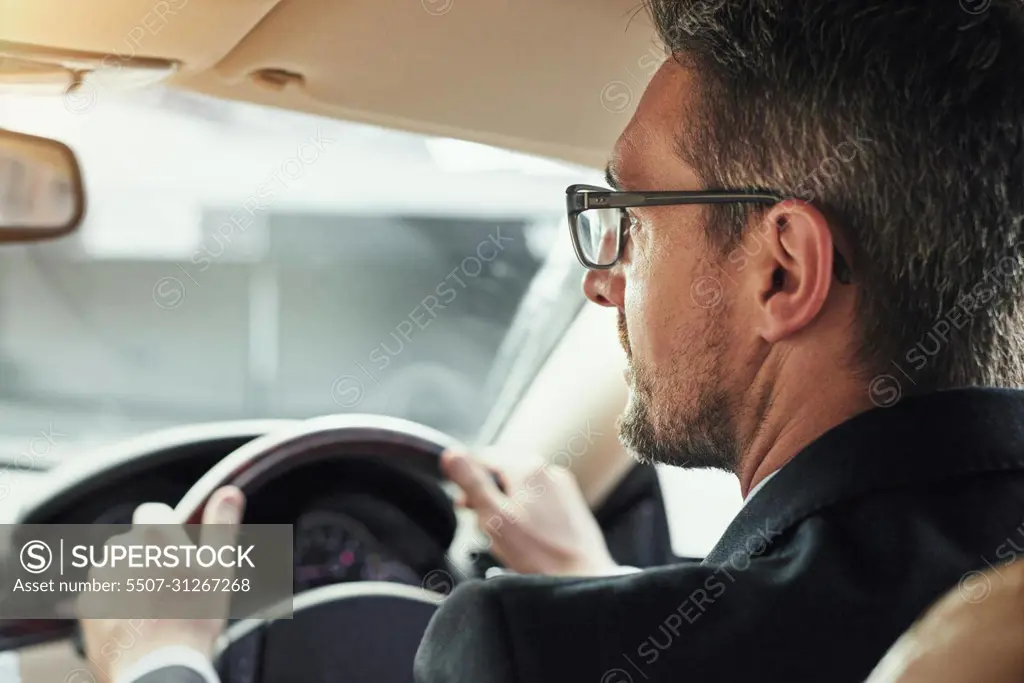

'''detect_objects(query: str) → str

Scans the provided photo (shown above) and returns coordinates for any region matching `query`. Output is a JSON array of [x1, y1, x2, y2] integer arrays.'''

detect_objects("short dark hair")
[[647, 0, 1024, 391]]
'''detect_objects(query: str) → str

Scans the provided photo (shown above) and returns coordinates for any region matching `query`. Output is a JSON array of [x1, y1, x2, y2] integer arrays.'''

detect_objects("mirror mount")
[[0, 41, 178, 96]]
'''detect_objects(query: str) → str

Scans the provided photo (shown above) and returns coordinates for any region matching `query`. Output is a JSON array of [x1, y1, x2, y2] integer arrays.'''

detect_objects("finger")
[[441, 450, 505, 513], [476, 448, 512, 492], [133, 502, 176, 525], [131, 501, 190, 547], [203, 486, 246, 525], [484, 466, 509, 494], [200, 485, 246, 549], [444, 449, 508, 492]]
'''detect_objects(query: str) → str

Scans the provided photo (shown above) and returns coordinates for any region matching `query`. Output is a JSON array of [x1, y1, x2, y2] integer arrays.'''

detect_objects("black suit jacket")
[[133, 667, 209, 683], [415, 388, 1024, 683]]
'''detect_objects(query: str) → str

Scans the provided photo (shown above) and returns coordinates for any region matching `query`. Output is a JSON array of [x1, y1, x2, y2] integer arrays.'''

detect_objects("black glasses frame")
[[565, 183, 851, 283]]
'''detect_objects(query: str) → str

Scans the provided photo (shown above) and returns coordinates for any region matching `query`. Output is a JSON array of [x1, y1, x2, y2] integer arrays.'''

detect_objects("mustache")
[[617, 312, 631, 358]]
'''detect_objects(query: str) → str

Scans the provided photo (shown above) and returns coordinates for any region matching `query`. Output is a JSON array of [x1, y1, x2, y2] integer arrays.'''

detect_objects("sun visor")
[[0, 0, 284, 76], [173, 0, 662, 168]]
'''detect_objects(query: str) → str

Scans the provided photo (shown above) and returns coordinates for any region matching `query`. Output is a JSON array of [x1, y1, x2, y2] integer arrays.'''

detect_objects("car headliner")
[[0, 0, 662, 169]]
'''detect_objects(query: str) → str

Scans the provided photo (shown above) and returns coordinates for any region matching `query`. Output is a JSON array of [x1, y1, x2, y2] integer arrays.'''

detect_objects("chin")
[[619, 380, 740, 472]]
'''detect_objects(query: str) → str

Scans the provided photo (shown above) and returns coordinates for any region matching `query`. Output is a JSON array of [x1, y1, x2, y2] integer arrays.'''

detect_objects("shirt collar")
[[742, 468, 780, 507]]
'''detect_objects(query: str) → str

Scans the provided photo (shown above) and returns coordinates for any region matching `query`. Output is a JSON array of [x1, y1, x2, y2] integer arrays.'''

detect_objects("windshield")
[[0, 89, 594, 460]]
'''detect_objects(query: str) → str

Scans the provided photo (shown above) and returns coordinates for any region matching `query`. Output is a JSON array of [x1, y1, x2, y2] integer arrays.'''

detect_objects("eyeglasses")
[[565, 184, 852, 284]]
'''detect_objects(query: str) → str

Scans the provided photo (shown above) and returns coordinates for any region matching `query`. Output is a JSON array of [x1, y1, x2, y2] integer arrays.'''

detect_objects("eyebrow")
[[604, 164, 622, 191]]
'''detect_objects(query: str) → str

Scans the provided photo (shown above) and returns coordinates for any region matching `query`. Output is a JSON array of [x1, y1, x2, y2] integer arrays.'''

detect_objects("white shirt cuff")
[[485, 565, 642, 578], [114, 645, 219, 683], [604, 564, 643, 575]]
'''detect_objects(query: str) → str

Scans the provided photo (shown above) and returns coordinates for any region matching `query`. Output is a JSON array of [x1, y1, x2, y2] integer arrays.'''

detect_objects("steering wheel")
[[173, 414, 465, 683]]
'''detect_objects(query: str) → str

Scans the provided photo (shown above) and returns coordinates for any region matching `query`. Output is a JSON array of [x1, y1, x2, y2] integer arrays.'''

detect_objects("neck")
[[736, 374, 871, 498]]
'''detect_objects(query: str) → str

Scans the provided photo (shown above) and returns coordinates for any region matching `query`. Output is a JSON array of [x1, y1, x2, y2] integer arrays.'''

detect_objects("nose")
[[582, 266, 624, 308]]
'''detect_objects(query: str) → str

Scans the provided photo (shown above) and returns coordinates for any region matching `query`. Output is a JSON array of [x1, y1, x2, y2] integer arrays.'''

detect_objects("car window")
[[0, 89, 593, 460]]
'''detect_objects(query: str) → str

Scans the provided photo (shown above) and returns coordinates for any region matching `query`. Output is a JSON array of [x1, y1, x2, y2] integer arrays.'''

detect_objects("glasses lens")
[[577, 208, 623, 267]]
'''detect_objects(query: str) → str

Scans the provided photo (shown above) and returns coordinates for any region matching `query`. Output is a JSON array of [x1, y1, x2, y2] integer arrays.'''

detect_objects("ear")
[[740, 200, 836, 343]]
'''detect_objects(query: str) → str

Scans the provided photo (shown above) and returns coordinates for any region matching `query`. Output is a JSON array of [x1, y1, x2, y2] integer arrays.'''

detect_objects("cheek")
[[623, 243, 697, 369]]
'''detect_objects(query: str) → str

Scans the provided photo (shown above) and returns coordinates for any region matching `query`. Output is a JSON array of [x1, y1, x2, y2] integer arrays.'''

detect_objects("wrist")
[[563, 551, 623, 576]]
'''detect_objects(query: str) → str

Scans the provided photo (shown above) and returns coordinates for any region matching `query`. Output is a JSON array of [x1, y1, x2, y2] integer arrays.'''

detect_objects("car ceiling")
[[0, 0, 662, 167]]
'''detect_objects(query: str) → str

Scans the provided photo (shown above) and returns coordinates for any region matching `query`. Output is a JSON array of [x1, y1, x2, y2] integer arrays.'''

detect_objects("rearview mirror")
[[0, 129, 84, 241]]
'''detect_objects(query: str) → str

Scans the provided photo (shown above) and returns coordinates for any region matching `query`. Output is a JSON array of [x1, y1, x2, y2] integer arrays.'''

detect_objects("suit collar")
[[704, 388, 1024, 564]]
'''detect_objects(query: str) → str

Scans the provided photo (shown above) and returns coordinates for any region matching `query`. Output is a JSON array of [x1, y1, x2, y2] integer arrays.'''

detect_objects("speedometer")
[[293, 507, 426, 592], [293, 510, 372, 591]]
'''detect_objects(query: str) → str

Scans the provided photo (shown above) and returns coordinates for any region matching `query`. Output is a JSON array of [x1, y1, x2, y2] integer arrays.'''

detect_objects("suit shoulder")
[[414, 574, 623, 683], [415, 578, 518, 683], [131, 665, 212, 683], [417, 569, 720, 683]]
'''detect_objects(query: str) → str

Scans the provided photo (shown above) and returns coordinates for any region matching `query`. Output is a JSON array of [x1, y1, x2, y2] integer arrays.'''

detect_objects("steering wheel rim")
[[174, 413, 464, 524], [174, 414, 465, 683]]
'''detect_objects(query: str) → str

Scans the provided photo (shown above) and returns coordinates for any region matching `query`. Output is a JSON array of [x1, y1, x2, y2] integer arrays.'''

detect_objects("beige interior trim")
[[494, 303, 633, 507]]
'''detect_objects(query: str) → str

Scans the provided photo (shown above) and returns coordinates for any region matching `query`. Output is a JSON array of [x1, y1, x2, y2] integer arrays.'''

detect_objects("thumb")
[[132, 502, 176, 525], [441, 450, 504, 513], [131, 502, 180, 547], [200, 485, 246, 549]]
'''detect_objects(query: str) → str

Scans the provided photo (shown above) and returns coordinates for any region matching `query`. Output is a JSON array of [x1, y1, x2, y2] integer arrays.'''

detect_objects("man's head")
[[583, 0, 1024, 476]]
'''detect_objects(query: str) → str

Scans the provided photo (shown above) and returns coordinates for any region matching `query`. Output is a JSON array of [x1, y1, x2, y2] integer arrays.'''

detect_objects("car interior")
[[0, 2, 746, 681]]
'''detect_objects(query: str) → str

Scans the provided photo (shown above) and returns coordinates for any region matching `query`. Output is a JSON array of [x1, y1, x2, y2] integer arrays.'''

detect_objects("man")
[[85, 0, 1024, 681]]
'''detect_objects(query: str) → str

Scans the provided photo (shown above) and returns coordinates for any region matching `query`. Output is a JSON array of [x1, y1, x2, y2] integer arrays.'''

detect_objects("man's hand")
[[866, 560, 1024, 683], [80, 486, 245, 683], [441, 449, 620, 576]]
